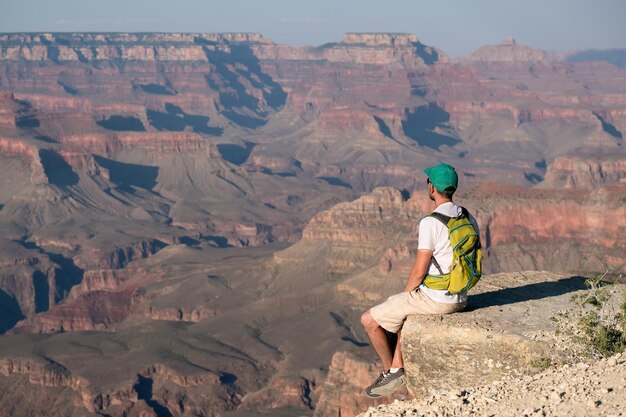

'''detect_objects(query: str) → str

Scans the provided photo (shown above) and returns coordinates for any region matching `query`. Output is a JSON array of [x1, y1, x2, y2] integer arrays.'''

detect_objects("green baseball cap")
[[424, 163, 458, 193]]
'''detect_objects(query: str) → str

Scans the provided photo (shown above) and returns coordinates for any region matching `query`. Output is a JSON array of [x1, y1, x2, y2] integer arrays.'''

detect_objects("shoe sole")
[[364, 388, 381, 399], [369, 375, 405, 397]]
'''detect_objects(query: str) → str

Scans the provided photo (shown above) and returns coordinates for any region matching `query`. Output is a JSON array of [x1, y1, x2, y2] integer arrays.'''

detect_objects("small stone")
[[550, 391, 562, 402], [607, 357, 617, 366], [450, 389, 463, 398], [586, 399, 601, 408]]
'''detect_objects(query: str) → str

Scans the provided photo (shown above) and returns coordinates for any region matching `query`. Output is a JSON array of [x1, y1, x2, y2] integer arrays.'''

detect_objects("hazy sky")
[[2, 0, 625, 56]]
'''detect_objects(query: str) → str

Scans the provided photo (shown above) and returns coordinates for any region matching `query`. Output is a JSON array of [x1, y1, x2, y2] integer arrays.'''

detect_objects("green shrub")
[[530, 357, 552, 371], [573, 275, 626, 357]]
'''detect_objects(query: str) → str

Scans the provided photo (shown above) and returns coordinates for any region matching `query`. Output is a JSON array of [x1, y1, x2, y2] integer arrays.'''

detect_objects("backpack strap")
[[429, 212, 451, 226], [427, 212, 452, 276]]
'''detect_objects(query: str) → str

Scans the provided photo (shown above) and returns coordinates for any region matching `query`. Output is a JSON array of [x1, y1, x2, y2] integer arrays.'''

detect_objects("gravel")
[[357, 352, 626, 417]]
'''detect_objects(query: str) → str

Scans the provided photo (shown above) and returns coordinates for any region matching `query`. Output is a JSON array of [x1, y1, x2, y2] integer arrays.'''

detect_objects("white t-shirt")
[[417, 202, 479, 304]]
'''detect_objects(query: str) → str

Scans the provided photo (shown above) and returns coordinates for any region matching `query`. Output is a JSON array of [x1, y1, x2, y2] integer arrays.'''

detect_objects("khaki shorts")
[[369, 289, 467, 333]]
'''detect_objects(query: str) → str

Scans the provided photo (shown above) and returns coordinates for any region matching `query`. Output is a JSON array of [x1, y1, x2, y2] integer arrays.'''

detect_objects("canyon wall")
[[298, 185, 626, 277], [0, 32, 625, 417]]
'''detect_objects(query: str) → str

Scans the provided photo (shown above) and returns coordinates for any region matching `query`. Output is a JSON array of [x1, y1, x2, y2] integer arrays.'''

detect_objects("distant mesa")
[[0, 32, 272, 63], [0, 32, 269, 46], [468, 37, 549, 62], [342, 33, 419, 47], [0, 31, 447, 67]]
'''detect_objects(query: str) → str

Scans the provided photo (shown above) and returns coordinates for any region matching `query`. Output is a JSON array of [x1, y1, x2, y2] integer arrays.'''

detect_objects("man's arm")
[[403, 249, 433, 292]]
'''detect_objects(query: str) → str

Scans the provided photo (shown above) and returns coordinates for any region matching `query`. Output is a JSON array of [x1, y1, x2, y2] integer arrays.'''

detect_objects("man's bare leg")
[[360, 310, 393, 370], [390, 329, 403, 369]]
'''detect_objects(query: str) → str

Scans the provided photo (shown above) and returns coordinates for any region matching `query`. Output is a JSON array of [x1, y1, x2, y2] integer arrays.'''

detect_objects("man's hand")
[[403, 249, 433, 292]]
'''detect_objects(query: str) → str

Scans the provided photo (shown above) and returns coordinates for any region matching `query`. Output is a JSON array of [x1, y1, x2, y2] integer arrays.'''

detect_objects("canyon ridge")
[[0, 32, 624, 417]]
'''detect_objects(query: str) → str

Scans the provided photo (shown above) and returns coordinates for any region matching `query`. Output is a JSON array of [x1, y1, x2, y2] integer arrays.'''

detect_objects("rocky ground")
[[358, 352, 626, 417]]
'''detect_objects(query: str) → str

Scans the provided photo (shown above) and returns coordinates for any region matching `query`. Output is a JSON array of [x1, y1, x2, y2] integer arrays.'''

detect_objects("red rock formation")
[[2, 32, 624, 192], [0, 92, 20, 128], [116, 132, 219, 155], [53, 131, 220, 160], [240, 375, 319, 411], [0, 357, 241, 416], [0, 357, 88, 395], [303, 188, 412, 242], [298, 185, 626, 274], [70, 268, 159, 297], [11, 285, 145, 333], [0, 32, 269, 62], [541, 155, 626, 187], [58, 133, 123, 156], [313, 351, 406, 417], [0, 137, 37, 162], [73, 239, 167, 271], [0, 145, 82, 185], [146, 305, 216, 322], [0, 32, 625, 417], [253, 33, 447, 66], [13, 94, 97, 113], [57, 148, 100, 175]]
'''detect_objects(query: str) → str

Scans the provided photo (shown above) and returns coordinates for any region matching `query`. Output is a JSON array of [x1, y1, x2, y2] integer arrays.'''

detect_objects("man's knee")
[[361, 310, 378, 330]]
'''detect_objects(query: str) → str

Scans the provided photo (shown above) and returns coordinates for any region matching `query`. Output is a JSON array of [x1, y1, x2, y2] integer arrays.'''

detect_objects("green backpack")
[[422, 207, 482, 294]]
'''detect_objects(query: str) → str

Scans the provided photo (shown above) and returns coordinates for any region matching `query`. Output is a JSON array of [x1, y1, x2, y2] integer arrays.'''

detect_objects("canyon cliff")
[[0, 32, 625, 417]]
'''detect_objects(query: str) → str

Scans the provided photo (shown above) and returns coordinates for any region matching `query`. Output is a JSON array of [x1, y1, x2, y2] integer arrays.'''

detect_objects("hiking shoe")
[[364, 368, 405, 398]]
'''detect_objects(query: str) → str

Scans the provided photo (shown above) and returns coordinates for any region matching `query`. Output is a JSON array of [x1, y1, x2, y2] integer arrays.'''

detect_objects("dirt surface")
[[358, 352, 626, 417]]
